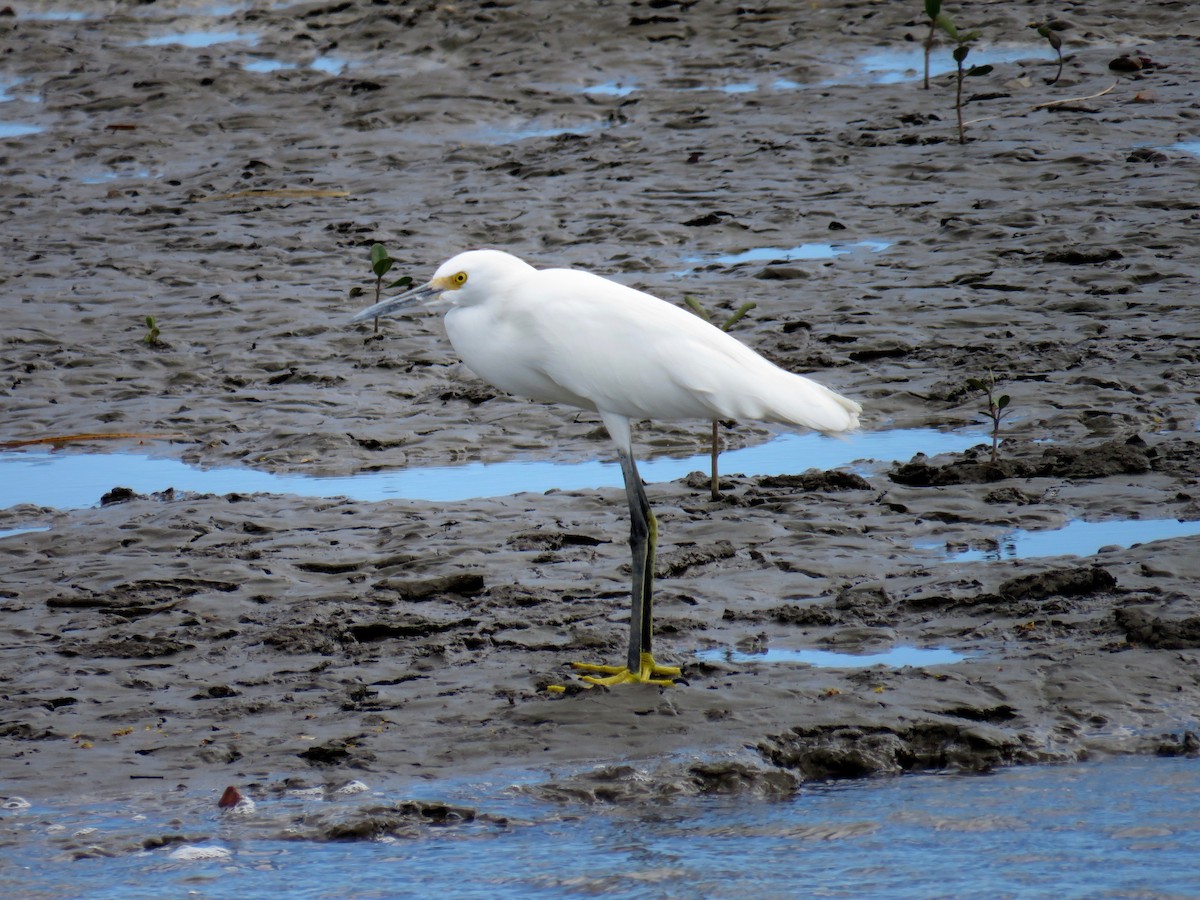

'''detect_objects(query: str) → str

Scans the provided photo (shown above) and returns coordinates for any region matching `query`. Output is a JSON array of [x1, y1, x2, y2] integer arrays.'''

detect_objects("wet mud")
[[2, 0, 1200, 832]]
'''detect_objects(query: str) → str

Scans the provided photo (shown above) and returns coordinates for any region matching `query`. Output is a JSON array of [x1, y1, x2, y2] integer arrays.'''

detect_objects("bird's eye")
[[452, 271, 468, 286]]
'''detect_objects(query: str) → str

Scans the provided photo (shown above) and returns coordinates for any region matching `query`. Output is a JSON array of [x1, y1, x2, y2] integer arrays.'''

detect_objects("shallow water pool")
[[824, 43, 1059, 86], [138, 30, 259, 48], [690, 241, 891, 266], [0, 122, 42, 138], [945, 517, 1200, 562], [696, 646, 965, 668], [0, 428, 982, 511]]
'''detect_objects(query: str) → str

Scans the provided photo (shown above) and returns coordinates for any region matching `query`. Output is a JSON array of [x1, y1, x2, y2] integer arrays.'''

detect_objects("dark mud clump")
[[526, 760, 799, 805], [758, 721, 1042, 780], [298, 800, 502, 841], [1116, 607, 1200, 650], [890, 438, 1152, 486], [998, 566, 1118, 602]]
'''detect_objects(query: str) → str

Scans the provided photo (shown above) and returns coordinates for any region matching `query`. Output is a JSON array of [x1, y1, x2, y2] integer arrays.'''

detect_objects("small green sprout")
[[361, 242, 413, 332], [1031, 20, 1064, 85], [143, 315, 161, 346], [684, 295, 757, 500], [931, 8, 993, 143], [922, 0, 942, 90], [967, 372, 1011, 463]]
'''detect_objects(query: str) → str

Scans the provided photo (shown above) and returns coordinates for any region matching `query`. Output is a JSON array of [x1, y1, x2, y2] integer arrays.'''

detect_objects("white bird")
[[351, 249, 861, 686]]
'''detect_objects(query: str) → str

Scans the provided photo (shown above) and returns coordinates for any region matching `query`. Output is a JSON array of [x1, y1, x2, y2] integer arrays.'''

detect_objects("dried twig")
[[1031, 81, 1118, 110], [0, 432, 186, 449], [962, 81, 1120, 127]]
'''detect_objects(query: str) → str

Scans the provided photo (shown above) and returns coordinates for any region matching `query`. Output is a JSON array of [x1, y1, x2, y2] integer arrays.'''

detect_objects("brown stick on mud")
[[0, 432, 186, 449]]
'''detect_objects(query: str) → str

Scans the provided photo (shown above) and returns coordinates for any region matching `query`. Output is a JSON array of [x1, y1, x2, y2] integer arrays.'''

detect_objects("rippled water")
[[3, 756, 1197, 899]]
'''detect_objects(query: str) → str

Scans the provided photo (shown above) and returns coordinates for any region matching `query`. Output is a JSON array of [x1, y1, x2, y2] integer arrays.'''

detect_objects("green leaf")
[[966, 378, 985, 391], [372, 257, 394, 278], [386, 275, 413, 289], [967, 64, 993, 76], [997, 395, 1011, 409], [369, 243, 389, 266], [924, 0, 942, 19], [934, 12, 957, 40], [953, 45, 970, 64], [349, 286, 364, 298], [143, 314, 160, 345]]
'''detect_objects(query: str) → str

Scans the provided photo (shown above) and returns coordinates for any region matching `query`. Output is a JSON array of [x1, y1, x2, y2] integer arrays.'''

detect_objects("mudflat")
[[2, 0, 1199, 823]]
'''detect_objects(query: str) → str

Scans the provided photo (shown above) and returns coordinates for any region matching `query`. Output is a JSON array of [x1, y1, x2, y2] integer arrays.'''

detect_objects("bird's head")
[[350, 249, 534, 323]]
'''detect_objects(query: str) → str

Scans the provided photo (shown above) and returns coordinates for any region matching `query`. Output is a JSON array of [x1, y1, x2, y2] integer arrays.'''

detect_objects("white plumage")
[[439, 251, 860, 435], [352, 249, 861, 686]]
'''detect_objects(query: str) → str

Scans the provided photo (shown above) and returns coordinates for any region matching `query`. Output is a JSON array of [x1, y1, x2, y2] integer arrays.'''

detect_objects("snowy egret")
[[351, 249, 861, 686]]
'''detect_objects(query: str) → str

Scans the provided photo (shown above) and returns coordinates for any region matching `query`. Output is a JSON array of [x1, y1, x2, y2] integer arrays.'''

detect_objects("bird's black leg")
[[618, 448, 655, 673], [571, 447, 680, 686]]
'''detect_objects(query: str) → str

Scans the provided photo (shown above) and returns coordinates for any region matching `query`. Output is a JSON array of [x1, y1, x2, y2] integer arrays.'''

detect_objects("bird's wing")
[[527, 270, 725, 420], [527, 269, 858, 432]]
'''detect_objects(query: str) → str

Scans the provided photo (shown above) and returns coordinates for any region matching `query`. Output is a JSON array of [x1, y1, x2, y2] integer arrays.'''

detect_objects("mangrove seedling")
[[1031, 20, 1064, 85], [684, 294, 758, 500], [362, 242, 413, 333], [967, 372, 1011, 463], [922, 0, 942, 90], [931, 9, 993, 143], [142, 315, 161, 346]]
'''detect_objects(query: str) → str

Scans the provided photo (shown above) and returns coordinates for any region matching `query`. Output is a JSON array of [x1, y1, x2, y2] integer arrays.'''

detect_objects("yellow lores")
[[352, 250, 861, 687]]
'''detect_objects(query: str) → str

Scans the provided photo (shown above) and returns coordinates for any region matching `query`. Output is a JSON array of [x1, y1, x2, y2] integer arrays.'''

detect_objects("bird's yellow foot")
[[571, 652, 681, 687]]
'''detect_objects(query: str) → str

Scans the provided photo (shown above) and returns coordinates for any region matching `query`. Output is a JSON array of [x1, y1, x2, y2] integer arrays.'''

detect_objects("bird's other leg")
[[572, 447, 680, 687], [623, 448, 653, 672]]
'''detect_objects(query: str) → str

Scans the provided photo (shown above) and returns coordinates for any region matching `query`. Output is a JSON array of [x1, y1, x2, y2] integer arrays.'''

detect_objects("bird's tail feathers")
[[772, 376, 861, 436]]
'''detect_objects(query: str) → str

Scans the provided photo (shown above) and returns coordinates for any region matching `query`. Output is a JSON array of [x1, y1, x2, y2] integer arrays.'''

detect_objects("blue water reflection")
[[688, 240, 890, 267], [841, 44, 1057, 86], [140, 30, 259, 48], [0, 428, 980, 511], [697, 646, 964, 668], [580, 82, 638, 97], [947, 518, 1200, 562], [0, 122, 42, 137]]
